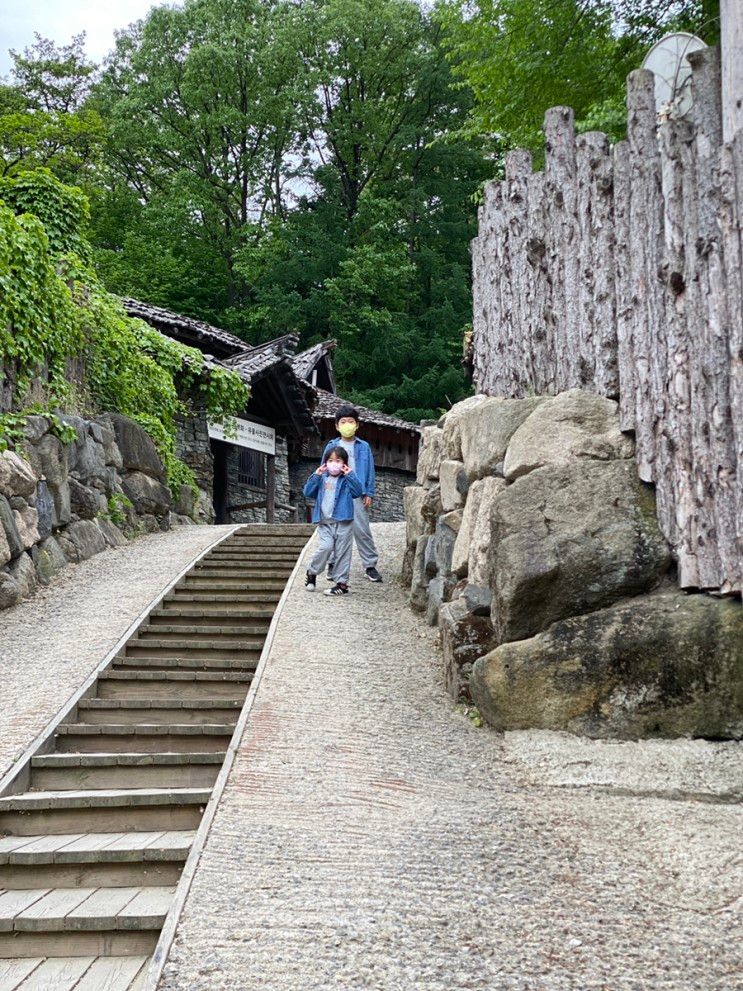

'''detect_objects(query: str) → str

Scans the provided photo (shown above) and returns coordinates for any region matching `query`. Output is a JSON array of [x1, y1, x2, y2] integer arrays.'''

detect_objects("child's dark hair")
[[334, 405, 359, 425], [326, 445, 349, 464]]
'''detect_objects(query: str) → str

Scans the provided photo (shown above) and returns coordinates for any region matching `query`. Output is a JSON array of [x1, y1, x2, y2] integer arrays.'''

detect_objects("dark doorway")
[[211, 440, 230, 523]]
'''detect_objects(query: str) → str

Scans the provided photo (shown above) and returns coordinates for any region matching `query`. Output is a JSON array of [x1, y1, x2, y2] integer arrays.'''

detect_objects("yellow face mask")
[[338, 422, 358, 439]]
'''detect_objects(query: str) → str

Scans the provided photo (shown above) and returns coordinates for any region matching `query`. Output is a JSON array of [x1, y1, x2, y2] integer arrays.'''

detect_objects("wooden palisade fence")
[[471, 47, 741, 594]]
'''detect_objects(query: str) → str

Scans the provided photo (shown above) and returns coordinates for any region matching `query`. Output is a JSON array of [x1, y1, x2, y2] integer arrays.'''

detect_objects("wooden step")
[[0, 789, 210, 837], [180, 578, 287, 590], [0, 955, 150, 985], [0, 885, 175, 935], [0, 832, 192, 890], [96, 670, 250, 700], [149, 608, 275, 622], [136, 622, 269, 637], [77, 699, 243, 725], [53, 725, 233, 755], [113, 655, 257, 673], [163, 591, 281, 604], [125, 637, 264, 654], [30, 753, 224, 791]]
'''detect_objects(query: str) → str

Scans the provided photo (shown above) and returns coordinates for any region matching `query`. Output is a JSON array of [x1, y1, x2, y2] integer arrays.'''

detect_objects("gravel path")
[[160, 523, 743, 991], [0, 524, 235, 781]]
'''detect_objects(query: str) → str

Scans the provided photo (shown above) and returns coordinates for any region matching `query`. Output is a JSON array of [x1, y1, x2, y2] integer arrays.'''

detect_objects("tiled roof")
[[313, 388, 419, 435], [292, 340, 337, 382], [224, 335, 300, 383], [122, 298, 247, 356]]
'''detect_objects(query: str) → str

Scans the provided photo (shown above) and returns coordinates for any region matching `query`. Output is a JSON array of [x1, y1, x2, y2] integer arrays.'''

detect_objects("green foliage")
[[437, 0, 710, 151], [0, 170, 91, 258], [0, 171, 249, 494], [105, 492, 133, 527], [1, 34, 104, 184]]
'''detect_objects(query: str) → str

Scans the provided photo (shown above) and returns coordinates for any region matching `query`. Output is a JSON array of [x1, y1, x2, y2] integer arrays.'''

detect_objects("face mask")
[[338, 422, 358, 439], [326, 461, 343, 476]]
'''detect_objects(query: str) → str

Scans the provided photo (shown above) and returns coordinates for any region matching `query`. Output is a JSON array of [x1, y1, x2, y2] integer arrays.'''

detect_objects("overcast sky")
[[0, 0, 174, 76]]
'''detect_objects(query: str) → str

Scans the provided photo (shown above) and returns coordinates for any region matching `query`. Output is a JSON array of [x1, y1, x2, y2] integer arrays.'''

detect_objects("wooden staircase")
[[0, 524, 312, 990]]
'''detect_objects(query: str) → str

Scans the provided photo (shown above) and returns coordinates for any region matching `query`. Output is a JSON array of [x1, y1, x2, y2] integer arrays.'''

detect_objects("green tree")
[[0, 33, 104, 182]]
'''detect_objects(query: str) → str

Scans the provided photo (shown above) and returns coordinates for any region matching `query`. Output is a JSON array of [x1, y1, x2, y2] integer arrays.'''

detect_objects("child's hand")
[[316, 463, 328, 475], [340, 463, 351, 475]]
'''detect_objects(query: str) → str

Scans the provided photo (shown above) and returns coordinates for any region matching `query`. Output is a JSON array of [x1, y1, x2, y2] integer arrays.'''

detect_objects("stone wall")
[[290, 458, 413, 522], [0, 412, 193, 611], [403, 391, 742, 740]]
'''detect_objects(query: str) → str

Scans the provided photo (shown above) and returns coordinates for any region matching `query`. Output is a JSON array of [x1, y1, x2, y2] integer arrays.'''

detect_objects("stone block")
[[175, 483, 196, 518], [403, 485, 427, 547], [440, 394, 491, 461], [108, 413, 166, 481], [56, 520, 108, 562], [426, 576, 446, 626], [13, 506, 39, 549], [468, 477, 507, 588], [450, 396, 545, 482], [51, 480, 72, 529], [8, 551, 37, 598], [452, 478, 485, 578], [416, 425, 444, 485], [95, 414, 124, 469], [439, 460, 467, 512], [0, 494, 24, 559], [0, 522, 10, 568], [32, 536, 68, 585], [424, 533, 438, 578], [0, 570, 19, 609], [503, 389, 634, 482], [0, 451, 38, 499], [35, 481, 54, 540], [72, 435, 107, 484], [462, 583, 493, 617], [471, 592, 743, 739], [34, 433, 69, 488], [22, 415, 49, 444], [97, 518, 128, 548], [440, 598, 496, 701], [409, 534, 430, 612], [69, 478, 102, 521], [121, 471, 172, 517], [489, 461, 671, 645]]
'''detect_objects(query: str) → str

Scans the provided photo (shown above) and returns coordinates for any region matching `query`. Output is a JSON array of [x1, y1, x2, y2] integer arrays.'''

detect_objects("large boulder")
[[121, 471, 171, 517], [0, 451, 37, 499], [35, 481, 54, 540], [409, 534, 430, 612], [440, 598, 496, 701], [503, 389, 634, 481], [108, 413, 166, 482], [32, 536, 68, 585], [489, 461, 671, 644], [452, 477, 486, 577], [69, 477, 104, 521], [56, 520, 108, 563], [94, 414, 124, 469], [30, 434, 71, 527], [0, 495, 24, 559], [404, 485, 437, 547], [0, 523, 10, 568], [71, 434, 107, 484], [471, 592, 743, 739], [415, 425, 444, 486], [448, 396, 545, 482], [440, 395, 491, 461]]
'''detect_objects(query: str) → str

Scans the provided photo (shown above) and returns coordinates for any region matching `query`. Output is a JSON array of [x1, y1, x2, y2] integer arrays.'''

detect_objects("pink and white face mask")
[[326, 461, 343, 476]]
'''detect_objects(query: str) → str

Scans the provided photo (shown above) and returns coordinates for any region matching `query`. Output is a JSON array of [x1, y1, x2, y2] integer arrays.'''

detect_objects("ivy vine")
[[0, 171, 250, 496]]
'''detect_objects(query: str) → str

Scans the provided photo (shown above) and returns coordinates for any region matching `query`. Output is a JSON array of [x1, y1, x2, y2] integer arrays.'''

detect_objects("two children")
[[302, 405, 383, 597], [302, 446, 362, 596]]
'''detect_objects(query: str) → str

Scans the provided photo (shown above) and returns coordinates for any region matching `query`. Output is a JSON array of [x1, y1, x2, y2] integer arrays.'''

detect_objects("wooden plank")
[[0, 959, 43, 991], [18, 888, 95, 928], [73, 957, 149, 991], [101, 833, 164, 853], [117, 887, 174, 926], [126, 959, 150, 991], [66, 888, 141, 926], [7, 835, 85, 865], [0, 891, 49, 931], [14, 957, 93, 990], [143, 830, 194, 853], [56, 834, 127, 855]]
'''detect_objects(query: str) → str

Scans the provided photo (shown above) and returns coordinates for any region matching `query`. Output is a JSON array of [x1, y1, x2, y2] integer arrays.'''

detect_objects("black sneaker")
[[304, 571, 317, 592], [365, 567, 383, 583], [324, 582, 349, 596], [326, 564, 336, 582]]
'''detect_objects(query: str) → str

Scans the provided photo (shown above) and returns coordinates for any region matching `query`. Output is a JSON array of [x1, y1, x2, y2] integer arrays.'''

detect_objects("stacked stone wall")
[[403, 391, 742, 740], [0, 412, 195, 611]]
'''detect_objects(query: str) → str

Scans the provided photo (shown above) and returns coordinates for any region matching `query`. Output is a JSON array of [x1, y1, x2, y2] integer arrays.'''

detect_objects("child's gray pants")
[[352, 498, 379, 568], [309, 520, 354, 584]]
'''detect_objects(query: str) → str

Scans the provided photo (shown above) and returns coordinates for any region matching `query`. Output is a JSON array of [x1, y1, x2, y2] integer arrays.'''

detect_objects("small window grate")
[[238, 448, 266, 489]]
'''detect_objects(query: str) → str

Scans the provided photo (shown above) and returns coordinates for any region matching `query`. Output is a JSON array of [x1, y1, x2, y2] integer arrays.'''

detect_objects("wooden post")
[[266, 454, 276, 523], [721, 0, 743, 142]]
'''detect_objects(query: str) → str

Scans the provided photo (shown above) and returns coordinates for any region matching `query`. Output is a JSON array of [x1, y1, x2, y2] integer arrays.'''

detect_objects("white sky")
[[0, 0, 174, 77]]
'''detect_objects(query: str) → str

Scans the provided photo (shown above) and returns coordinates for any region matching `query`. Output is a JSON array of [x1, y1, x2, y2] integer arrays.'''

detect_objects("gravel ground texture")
[[159, 522, 743, 991], [0, 524, 235, 782]]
